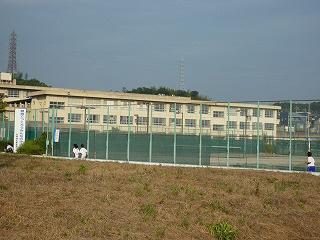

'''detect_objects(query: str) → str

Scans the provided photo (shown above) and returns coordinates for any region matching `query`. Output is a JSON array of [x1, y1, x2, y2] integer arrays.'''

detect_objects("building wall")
[[0, 83, 280, 137]]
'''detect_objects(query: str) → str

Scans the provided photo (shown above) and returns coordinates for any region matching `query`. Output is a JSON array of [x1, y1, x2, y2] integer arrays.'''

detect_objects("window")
[[228, 108, 238, 116], [185, 119, 196, 127], [153, 118, 166, 126], [213, 125, 224, 131], [49, 101, 65, 109], [69, 97, 82, 106], [240, 122, 250, 130], [265, 123, 274, 130], [265, 110, 274, 118], [137, 116, 148, 125], [252, 122, 263, 130], [252, 109, 262, 117], [226, 121, 237, 129], [201, 120, 210, 128], [103, 100, 117, 110], [169, 104, 181, 113], [137, 102, 148, 111], [88, 114, 100, 123], [240, 108, 248, 117], [213, 111, 224, 118], [202, 105, 210, 114], [187, 105, 195, 113], [87, 98, 101, 109], [8, 89, 19, 98], [121, 101, 131, 110], [169, 118, 182, 126], [120, 116, 133, 125], [154, 104, 165, 112], [49, 117, 64, 123], [68, 113, 81, 123], [103, 115, 117, 124]]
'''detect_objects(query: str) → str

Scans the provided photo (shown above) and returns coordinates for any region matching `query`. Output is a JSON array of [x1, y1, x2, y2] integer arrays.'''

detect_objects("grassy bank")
[[0, 154, 320, 239]]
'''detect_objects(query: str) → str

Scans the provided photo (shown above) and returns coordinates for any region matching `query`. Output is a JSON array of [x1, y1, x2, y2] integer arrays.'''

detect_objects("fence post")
[[174, 103, 177, 164], [27, 109, 30, 140], [106, 106, 109, 160], [51, 108, 55, 157], [34, 109, 37, 140], [199, 103, 202, 165], [227, 102, 230, 167], [257, 101, 260, 168], [149, 104, 153, 162], [42, 109, 44, 134], [289, 99, 292, 171], [7, 111, 10, 141], [46, 109, 49, 156], [87, 105, 90, 158], [127, 103, 131, 161], [1, 112, 4, 140], [68, 106, 72, 157]]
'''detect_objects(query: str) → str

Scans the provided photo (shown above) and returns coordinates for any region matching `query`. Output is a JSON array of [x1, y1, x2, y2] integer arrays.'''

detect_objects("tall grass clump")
[[209, 220, 238, 240], [16, 133, 47, 155]]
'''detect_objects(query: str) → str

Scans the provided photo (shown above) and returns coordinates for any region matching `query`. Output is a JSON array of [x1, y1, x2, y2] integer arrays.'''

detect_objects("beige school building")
[[0, 72, 280, 137]]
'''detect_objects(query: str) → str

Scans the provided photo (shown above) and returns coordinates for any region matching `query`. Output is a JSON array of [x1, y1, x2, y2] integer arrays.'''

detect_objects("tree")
[[15, 72, 51, 87], [126, 86, 210, 101], [0, 93, 6, 114]]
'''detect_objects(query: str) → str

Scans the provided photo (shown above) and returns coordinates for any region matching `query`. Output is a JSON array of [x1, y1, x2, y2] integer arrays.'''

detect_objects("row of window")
[[49, 101, 276, 119], [51, 114, 274, 130]]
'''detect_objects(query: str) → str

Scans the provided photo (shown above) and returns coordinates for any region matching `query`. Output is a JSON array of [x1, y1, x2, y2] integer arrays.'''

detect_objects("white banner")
[[14, 108, 26, 152], [54, 129, 60, 142]]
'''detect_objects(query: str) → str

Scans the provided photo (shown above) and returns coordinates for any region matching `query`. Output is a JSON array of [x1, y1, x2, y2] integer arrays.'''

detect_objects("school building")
[[0, 72, 280, 137]]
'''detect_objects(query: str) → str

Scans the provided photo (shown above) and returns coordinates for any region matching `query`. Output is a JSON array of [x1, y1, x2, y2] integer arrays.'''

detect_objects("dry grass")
[[0, 154, 320, 240]]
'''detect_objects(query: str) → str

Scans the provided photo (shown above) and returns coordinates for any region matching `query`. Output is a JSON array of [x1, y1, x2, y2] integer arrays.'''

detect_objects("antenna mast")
[[179, 57, 186, 91], [7, 31, 17, 73]]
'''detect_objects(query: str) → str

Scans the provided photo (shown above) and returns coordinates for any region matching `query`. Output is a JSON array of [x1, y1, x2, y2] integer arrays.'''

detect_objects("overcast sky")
[[1, 0, 319, 101]]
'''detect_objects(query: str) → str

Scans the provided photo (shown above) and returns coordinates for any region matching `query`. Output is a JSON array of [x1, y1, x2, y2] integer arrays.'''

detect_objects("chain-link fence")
[[1, 100, 319, 171]]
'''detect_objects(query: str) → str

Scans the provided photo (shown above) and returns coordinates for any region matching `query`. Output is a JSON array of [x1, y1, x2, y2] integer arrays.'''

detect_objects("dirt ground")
[[1, 154, 320, 240]]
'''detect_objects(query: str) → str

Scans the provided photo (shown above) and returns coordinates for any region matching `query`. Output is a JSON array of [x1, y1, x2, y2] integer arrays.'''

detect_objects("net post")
[[68, 106, 72, 158], [199, 103, 202, 166], [127, 103, 131, 161], [87, 105, 90, 158], [51, 107, 55, 157], [34, 109, 37, 140], [257, 101, 260, 168], [289, 99, 292, 171], [174, 103, 177, 164], [149, 104, 153, 162], [106, 105, 109, 160], [227, 102, 230, 167], [46, 109, 49, 156]]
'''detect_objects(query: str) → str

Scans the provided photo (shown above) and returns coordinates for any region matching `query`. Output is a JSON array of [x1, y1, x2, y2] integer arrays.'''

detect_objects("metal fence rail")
[[1, 100, 319, 172]]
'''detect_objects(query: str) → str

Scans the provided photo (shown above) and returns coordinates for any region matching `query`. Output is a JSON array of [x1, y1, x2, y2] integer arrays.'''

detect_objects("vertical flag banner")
[[54, 129, 60, 142], [14, 108, 26, 152]]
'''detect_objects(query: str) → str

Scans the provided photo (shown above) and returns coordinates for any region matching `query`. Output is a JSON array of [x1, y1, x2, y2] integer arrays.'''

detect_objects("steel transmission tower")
[[7, 31, 17, 73], [179, 57, 186, 91]]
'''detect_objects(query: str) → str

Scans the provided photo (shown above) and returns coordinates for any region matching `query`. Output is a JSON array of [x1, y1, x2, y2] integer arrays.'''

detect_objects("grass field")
[[1, 154, 320, 239]]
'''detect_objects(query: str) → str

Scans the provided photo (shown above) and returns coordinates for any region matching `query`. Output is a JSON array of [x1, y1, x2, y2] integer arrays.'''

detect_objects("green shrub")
[[264, 143, 276, 154], [17, 140, 43, 155], [209, 220, 238, 240], [35, 132, 47, 153], [16, 132, 48, 155]]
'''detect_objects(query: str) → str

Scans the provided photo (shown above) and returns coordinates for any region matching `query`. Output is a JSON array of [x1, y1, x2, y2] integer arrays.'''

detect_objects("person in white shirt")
[[306, 151, 316, 172], [6, 143, 13, 153], [73, 144, 79, 158], [80, 144, 87, 160]]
